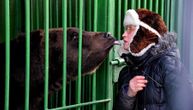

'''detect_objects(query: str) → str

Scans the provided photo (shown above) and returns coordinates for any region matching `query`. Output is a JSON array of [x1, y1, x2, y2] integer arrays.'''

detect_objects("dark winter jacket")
[[113, 32, 193, 110]]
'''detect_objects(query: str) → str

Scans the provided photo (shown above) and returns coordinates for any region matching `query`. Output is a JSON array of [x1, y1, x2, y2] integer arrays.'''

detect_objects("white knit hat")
[[123, 9, 161, 38], [123, 9, 140, 27]]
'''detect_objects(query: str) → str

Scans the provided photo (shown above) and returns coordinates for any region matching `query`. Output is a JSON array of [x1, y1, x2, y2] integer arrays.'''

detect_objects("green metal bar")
[[68, 0, 72, 27], [87, 0, 92, 30], [49, 0, 52, 28], [170, 0, 175, 31], [107, 0, 114, 110], [75, 0, 78, 27], [117, 0, 121, 40], [14, 0, 19, 37], [39, 0, 44, 29], [92, 0, 98, 110], [82, 76, 85, 105], [62, 0, 67, 107], [76, 0, 83, 110], [36, 0, 40, 29], [131, 0, 135, 9], [44, 0, 49, 109], [149, 0, 153, 11], [30, 0, 34, 30], [25, 0, 30, 109], [48, 99, 111, 110], [155, 0, 159, 13], [166, 0, 170, 30], [124, 0, 128, 12], [160, 0, 164, 18], [143, 0, 147, 8], [4, 0, 10, 109], [137, 0, 141, 9], [68, 81, 72, 105], [56, 0, 59, 27]]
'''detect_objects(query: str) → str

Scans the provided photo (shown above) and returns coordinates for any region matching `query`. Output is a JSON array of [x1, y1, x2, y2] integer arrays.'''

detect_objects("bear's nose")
[[104, 32, 112, 38]]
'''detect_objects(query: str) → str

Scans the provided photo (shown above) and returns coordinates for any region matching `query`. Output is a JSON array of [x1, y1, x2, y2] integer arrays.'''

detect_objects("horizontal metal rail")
[[48, 99, 111, 110]]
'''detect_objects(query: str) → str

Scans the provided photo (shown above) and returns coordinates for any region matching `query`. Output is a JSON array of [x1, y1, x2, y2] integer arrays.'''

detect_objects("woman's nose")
[[122, 31, 128, 38]]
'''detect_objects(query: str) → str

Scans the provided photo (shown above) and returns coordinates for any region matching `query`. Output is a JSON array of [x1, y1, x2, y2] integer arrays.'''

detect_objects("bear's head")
[[66, 27, 116, 79]]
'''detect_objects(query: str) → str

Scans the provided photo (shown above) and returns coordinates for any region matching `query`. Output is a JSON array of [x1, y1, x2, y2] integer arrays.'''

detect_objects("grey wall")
[[181, 0, 193, 78]]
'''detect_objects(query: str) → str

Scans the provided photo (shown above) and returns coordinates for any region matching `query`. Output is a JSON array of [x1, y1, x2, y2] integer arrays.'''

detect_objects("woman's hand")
[[127, 76, 148, 97]]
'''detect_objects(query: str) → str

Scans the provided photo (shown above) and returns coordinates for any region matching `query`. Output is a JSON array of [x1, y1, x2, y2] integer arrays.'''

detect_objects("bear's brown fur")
[[0, 27, 115, 109]]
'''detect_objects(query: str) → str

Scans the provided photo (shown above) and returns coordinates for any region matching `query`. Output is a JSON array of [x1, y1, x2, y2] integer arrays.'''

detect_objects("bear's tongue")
[[114, 41, 121, 45]]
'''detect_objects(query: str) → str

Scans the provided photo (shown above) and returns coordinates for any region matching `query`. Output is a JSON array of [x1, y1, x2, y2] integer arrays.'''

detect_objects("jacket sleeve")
[[114, 84, 136, 110], [113, 66, 136, 110], [162, 56, 193, 110]]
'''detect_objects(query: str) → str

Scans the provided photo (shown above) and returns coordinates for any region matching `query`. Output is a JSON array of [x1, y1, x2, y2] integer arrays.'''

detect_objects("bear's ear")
[[16, 30, 43, 43]]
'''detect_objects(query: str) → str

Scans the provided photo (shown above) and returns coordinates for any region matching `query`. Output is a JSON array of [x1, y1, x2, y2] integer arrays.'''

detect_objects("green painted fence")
[[0, 0, 182, 110]]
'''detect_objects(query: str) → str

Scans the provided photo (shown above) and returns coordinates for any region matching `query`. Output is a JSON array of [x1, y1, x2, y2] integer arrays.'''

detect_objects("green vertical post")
[[87, 0, 92, 30], [86, 1, 92, 108], [49, 0, 52, 27], [155, 0, 159, 13], [14, 0, 20, 37], [36, 0, 40, 29], [67, 0, 72, 106], [117, 0, 121, 40], [131, 0, 135, 9], [107, 0, 114, 110], [170, 0, 175, 32], [4, 0, 10, 109], [56, 0, 59, 27], [30, 0, 34, 30], [44, 0, 49, 109], [25, 0, 30, 110], [77, 0, 83, 110], [62, 0, 67, 107], [143, 0, 147, 8], [124, 0, 128, 12], [149, 0, 153, 11], [166, 0, 170, 30], [160, 0, 164, 18], [92, 0, 98, 110], [75, 0, 78, 27], [137, 0, 141, 9], [68, 0, 72, 27]]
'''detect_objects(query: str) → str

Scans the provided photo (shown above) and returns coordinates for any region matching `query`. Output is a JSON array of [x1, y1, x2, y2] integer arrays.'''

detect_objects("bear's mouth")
[[105, 39, 117, 50]]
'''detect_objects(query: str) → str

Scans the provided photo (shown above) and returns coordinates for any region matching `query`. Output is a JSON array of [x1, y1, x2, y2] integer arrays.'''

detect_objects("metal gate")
[[0, 0, 181, 110]]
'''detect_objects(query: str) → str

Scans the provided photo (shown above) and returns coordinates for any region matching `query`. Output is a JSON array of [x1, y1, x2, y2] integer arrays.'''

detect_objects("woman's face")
[[122, 25, 137, 50]]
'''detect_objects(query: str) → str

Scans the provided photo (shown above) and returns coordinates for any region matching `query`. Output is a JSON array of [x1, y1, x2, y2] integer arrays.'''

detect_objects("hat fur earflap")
[[123, 9, 167, 57]]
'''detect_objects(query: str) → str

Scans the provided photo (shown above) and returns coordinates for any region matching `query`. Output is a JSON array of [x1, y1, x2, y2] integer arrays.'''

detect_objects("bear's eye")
[[73, 35, 78, 40], [72, 32, 78, 40]]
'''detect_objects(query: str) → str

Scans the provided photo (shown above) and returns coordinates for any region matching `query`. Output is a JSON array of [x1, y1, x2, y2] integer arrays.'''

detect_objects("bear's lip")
[[104, 38, 116, 50]]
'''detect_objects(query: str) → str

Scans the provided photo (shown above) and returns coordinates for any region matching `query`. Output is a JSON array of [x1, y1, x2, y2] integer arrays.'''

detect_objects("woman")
[[113, 9, 193, 110]]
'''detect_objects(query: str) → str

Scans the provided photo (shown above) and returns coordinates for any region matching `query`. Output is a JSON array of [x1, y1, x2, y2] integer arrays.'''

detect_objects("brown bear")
[[0, 27, 116, 110]]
